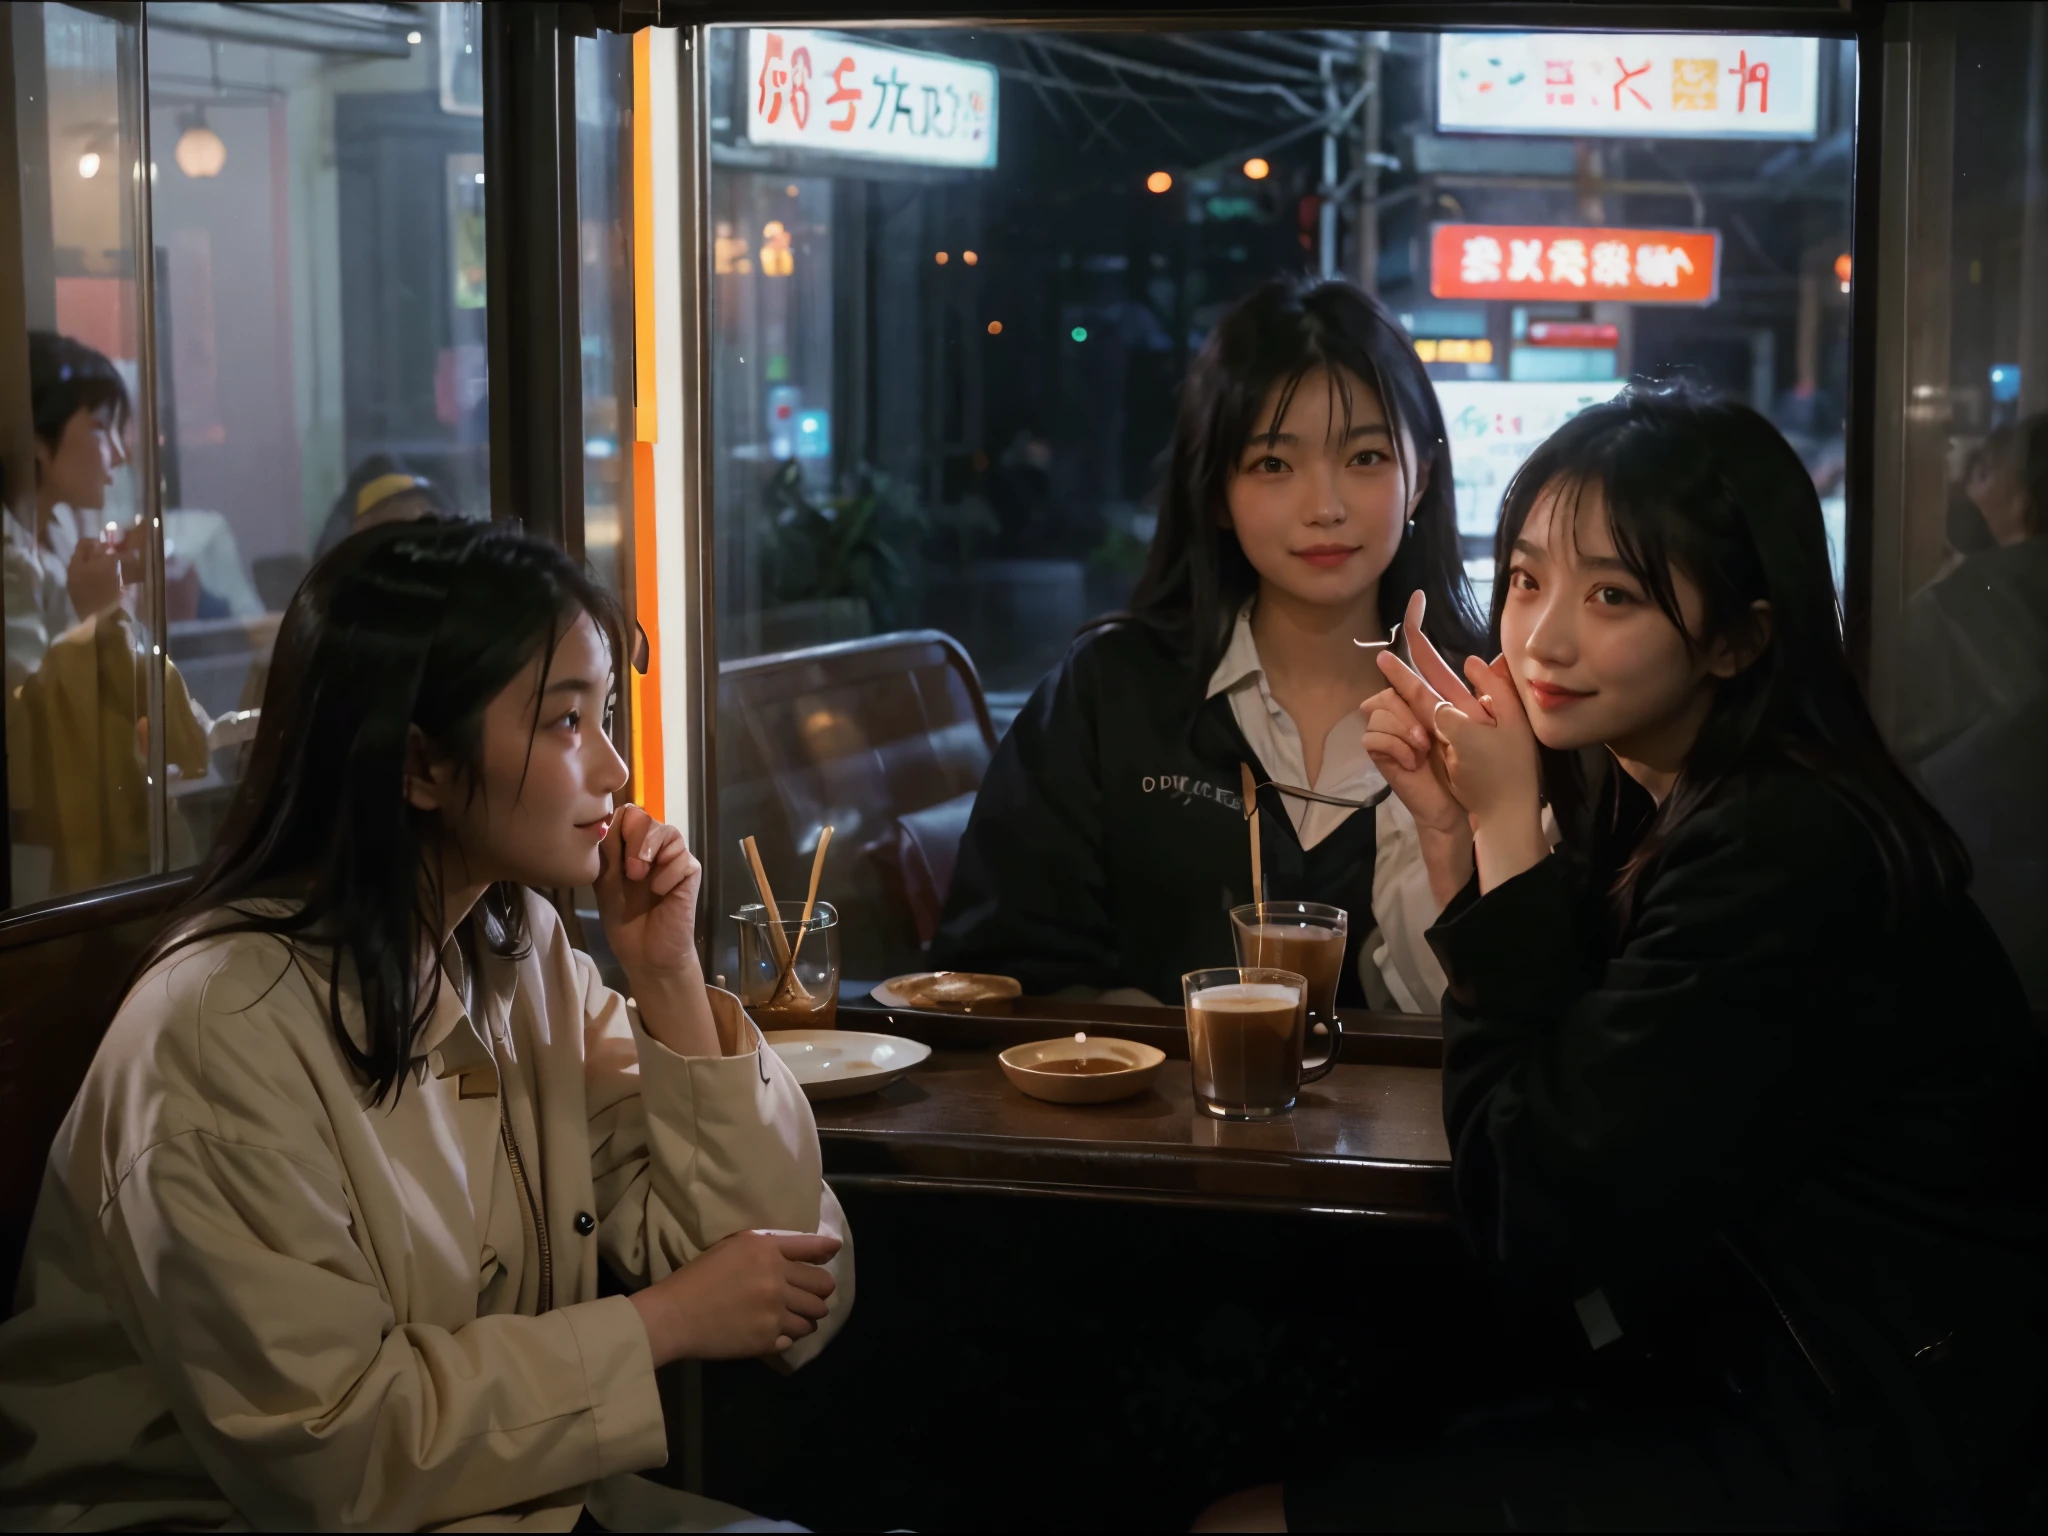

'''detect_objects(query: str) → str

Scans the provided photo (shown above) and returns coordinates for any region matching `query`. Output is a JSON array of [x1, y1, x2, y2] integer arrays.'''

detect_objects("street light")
[[1145, 170, 1172, 194], [1242, 157, 1270, 180]]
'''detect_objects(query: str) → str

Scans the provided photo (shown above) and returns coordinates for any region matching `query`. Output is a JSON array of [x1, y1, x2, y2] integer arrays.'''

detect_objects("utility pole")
[[1357, 33, 1383, 292], [1319, 49, 1338, 278]]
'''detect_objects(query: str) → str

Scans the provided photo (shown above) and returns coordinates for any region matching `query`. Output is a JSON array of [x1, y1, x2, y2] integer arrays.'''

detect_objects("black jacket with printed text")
[[934, 621, 1378, 1004]]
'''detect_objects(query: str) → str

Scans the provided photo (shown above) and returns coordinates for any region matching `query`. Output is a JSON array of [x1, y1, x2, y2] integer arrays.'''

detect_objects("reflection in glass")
[[144, 3, 488, 865], [575, 31, 633, 603], [4, 2, 166, 905], [704, 25, 1858, 984], [1885, 2, 2048, 1004]]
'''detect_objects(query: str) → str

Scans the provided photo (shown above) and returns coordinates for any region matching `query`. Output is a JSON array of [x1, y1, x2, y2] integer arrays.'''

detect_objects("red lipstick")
[[1294, 544, 1359, 569], [1524, 679, 1593, 711]]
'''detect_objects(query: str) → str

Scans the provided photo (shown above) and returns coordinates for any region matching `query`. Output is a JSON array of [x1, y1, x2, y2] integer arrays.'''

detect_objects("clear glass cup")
[[734, 900, 840, 1029], [1182, 966, 1341, 1120], [1230, 901, 1348, 1055]]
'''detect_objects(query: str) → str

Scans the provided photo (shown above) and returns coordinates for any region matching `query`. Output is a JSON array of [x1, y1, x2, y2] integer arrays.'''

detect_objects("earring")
[[1405, 517, 1416, 537]]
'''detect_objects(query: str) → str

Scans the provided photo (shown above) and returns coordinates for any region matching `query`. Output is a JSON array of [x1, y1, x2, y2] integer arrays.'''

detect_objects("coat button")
[[574, 1211, 596, 1236]]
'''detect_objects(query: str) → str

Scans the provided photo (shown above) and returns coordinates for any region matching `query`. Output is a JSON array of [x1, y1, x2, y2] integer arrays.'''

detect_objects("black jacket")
[[1429, 760, 2044, 1521], [935, 622, 1378, 1005]]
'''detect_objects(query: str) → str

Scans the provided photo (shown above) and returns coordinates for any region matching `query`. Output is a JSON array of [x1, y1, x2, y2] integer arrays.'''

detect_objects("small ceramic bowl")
[[998, 1035, 1166, 1104]]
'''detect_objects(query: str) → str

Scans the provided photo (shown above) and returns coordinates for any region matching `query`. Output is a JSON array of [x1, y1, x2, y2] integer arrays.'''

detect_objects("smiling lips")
[[1524, 678, 1594, 711], [1293, 544, 1359, 569]]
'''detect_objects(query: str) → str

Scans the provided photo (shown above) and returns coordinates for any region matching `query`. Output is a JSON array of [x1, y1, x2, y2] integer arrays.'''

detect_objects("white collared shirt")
[[1206, 603, 1450, 1013]]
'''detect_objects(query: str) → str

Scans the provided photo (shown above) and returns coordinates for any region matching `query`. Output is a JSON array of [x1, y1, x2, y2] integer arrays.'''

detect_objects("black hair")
[[28, 330, 132, 449], [137, 519, 625, 1103], [1128, 275, 1484, 686], [11, 332, 132, 505], [1968, 414, 2048, 540], [1496, 380, 1970, 922], [314, 454, 460, 558]]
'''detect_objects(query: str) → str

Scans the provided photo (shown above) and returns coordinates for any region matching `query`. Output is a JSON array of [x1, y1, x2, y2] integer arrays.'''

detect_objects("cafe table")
[[814, 993, 1454, 1223]]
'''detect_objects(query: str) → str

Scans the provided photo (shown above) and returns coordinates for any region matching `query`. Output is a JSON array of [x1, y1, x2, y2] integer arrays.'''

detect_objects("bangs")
[[1236, 326, 1416, 493], [1494, 413, 1709, 652]]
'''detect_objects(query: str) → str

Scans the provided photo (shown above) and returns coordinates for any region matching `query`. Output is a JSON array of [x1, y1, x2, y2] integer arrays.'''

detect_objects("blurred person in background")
[[1899, 414, 2048, 1000], [4, 332, 210, 900], [3, 332, 133, 696], [313, 454, 459, 560]]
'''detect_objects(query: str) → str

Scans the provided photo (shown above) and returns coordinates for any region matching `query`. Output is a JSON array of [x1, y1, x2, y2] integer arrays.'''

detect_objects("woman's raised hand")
[[594, 804, 701, 985], [1376, 643, 1541, 829], [628, 1229, 842, 1365], [1362, 591, 1484, 905]]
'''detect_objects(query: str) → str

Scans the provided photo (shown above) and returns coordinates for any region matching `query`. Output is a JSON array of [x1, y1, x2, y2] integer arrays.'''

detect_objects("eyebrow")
[[543, 677, 600, 696], [1510, 536, 1634, 574], [1254, 423, 1392, 445]]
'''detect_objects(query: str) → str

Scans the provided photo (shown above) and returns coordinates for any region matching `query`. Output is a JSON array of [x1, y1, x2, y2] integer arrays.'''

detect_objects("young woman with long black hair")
[[1202, 384, 2043, 1530], [0, 520, 850, 1530], [935, 276, 1485, 1010]]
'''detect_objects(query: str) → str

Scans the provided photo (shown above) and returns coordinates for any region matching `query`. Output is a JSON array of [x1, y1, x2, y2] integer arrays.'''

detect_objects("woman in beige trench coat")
[[0, 521, 850, 1532]]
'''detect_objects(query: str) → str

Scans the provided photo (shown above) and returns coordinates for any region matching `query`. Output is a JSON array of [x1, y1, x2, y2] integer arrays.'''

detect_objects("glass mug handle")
[[1299, 1009, 1344, 1085]]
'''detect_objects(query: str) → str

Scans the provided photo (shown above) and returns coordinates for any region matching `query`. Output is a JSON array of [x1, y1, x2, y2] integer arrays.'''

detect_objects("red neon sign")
[[1431, 224, 1721, 305], [1526, 321, 1621, 348]]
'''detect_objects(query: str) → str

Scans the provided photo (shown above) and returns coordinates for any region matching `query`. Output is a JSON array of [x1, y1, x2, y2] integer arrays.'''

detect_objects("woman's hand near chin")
[[1377, 646, 1546, 894], [1361, 684, 1472, 907], [1361, 590, 1493, 906], [593, 805, 723, 1055]]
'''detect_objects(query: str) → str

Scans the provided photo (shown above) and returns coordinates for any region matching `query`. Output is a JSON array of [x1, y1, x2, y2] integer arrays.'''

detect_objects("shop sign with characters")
[[1430, 224, 1722, 305], [1438, 33, 1820, 140], [746, 29, 999, 169]]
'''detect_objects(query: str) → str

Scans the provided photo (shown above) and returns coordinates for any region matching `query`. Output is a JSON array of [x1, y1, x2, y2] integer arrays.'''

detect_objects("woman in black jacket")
[[1200, 385, 2043, 1530], [934, 277, 1485, 1010]]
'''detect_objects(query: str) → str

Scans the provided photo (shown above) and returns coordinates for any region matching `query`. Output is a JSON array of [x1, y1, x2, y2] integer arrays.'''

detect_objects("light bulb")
[[77, 150, 100, 179], [174, 121, 226, 179]]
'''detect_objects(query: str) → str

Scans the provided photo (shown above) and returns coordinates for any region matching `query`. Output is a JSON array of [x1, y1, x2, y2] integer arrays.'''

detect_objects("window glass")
[[4, 2, 160, 907], [704, 25, 1857, 986], [144, 1, 488, 865], [576, 30, 632, 604], [1882, 2, 2048, 1004]]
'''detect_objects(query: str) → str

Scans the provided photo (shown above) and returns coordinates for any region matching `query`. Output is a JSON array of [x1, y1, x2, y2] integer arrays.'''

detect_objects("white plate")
[[764, 1029, 932, 1101]]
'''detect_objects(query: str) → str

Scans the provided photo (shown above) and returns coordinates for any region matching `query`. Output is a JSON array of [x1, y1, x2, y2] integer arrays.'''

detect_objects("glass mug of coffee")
[[1229, 900, 1347, 1048], [1181, 966, 1344, 1120]]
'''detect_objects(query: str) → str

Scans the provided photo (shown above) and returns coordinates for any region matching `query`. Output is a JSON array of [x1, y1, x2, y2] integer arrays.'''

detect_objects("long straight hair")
[[1129, 276, 1484, 687], [1496, 381, 1969, 922], [137, 519, 625, 1102]]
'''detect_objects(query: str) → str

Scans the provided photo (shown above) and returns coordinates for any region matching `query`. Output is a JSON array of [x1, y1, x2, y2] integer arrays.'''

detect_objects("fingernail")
[[640, 836, 657, 862]]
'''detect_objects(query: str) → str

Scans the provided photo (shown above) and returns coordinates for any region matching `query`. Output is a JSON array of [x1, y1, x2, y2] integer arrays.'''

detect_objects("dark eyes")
[[1246, 449, 1388, 473], [1591, 586, 1636, 607]]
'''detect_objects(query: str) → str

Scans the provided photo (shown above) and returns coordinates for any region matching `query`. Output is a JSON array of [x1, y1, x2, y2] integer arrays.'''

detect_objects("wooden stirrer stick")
[[1240, 762, 1263, 909], [782, 826, 835, 992], [740, 837, 800, 990]]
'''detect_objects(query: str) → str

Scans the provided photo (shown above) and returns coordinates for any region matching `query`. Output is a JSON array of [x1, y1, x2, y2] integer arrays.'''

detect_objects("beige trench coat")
[[0, 891, 851, 1531]]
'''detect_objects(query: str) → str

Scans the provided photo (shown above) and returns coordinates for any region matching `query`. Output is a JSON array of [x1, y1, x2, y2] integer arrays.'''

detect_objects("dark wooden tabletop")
[[811, 996, 1453, 1222]]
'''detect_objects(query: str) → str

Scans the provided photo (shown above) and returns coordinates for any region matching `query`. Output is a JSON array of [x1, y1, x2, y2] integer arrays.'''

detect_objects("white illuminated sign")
[[1432, 380, 1626, 538], [1438, 33, 1820, 140], [745, 29, 998, 169]]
